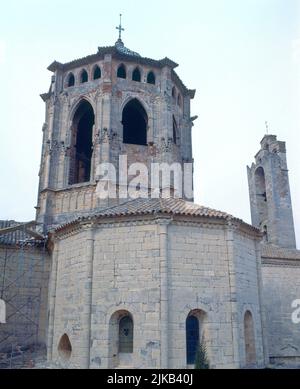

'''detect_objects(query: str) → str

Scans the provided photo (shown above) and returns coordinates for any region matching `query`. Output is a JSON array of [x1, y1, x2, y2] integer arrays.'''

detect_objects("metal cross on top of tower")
[[265, 121, 269, 135], [116, 14, 125, 41]]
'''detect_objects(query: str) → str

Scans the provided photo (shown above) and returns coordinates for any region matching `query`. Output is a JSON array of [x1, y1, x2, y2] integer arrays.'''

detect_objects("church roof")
[[47, 41, 195, 98], [0, 220, 44, 246], [261, 244, 300, 261], [47, 45, 178, 72], [53, 197, 259, 234]]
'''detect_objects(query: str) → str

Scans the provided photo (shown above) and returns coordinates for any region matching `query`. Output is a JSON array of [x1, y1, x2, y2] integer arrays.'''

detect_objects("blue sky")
[[0, 0, 299, 246]]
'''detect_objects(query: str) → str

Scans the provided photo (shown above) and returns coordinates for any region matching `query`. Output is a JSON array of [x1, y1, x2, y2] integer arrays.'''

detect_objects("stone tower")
[[36, 37, 195, 231], [247, 134, 296, 248]]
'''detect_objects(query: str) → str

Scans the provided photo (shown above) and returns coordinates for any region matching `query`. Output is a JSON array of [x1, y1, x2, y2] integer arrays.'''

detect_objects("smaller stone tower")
[[247, 134, 296, 249]]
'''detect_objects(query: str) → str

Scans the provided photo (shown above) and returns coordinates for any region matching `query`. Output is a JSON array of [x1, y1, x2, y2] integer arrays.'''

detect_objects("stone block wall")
[[261, 253, 300, 367], [90, 222, 162, 369], [49, 229, 93, 368], [48, 217, 265, 369], [232, 231, 266, 367]]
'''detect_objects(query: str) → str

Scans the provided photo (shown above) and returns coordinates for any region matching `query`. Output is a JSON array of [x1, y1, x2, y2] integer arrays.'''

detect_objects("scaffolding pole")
[[0, 221, 47, 369]]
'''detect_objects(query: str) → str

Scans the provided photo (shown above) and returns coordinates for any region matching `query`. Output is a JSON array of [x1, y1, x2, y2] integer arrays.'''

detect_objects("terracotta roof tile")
[[53, 197, 258, 234], [0, 221, 44, 246], [261, 244, 300, 260]]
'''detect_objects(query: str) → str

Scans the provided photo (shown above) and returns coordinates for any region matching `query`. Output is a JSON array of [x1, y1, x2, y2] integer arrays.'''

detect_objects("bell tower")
[[247, 134, 296, 249], [36, 32, 196, 231]]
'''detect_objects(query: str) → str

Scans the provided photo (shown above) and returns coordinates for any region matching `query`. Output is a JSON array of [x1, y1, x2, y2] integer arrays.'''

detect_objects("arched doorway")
[[122, 99, 148, 146], [68, 100, 94, 185]]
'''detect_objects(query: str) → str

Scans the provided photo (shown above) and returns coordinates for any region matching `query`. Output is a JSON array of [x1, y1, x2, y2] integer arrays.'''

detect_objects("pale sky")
[[0, 0, 299, 247]]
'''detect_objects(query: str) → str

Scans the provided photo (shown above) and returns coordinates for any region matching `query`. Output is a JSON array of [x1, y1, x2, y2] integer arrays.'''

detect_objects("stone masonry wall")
[[49, 218, 265, 369], [49, 229, 92, 368], [90, 222, 162, 369], [261, 260, 300, 367], [49, 222, 162, 369], [232, 232, 266, 367]]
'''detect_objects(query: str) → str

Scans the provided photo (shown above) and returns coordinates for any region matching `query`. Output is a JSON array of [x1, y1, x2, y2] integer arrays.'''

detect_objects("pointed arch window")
[[80, 69, 88, 83], [69, 100, 95, 185], [93, 65, 101, 80], [117, 64, 126, 79], [147, 71, 155, 85], [67, 73, 75, 87], [122, 99, 148, 146], [132, 67, 141, 82]]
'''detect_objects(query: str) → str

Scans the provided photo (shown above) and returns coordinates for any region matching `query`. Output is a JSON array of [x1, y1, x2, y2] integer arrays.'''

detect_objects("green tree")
[[194, 338, 210, 369]]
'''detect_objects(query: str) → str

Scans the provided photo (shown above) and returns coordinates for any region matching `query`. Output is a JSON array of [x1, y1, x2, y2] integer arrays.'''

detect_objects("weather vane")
[[116, 14, 125, 41]]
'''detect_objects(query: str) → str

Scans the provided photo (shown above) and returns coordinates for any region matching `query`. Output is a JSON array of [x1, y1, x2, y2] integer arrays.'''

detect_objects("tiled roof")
[[93, 198, 231, 218], [0, 220, 44, 246], [54, 197, 258, 234], [261, 244, 300, 260], [47, 46, 178, 73]]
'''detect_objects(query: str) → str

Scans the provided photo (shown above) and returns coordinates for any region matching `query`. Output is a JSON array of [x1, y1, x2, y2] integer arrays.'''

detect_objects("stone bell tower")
[[35, 26, 196, 231], [247, 134, 296, 249]]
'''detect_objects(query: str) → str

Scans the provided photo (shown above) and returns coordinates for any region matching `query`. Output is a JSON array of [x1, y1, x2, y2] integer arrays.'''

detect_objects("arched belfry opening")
[[80, 69, 88, 83], [69, 100, 94, 185], [132, 67, 141, 82], [255, 167, 268, 227], [93, 65, 101, 80], [67, 73, 75, 87], [117, 64, 126, 79], [147, 71, 155, 85], [122, 99, 148, 146]]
